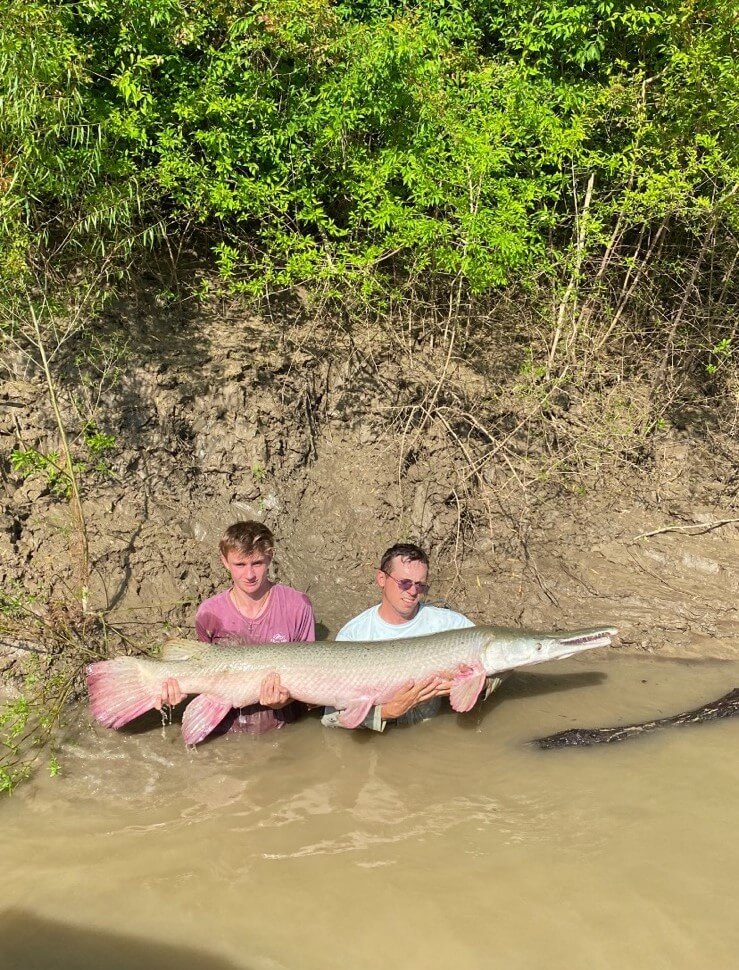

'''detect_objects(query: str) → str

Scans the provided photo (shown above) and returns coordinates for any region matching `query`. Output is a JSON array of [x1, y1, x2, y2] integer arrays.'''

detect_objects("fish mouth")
[[557, 628, 618, 650]]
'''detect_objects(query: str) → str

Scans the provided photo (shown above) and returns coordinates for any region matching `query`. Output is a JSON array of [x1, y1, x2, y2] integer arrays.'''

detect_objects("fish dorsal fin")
[[159, 638, 210, 663]]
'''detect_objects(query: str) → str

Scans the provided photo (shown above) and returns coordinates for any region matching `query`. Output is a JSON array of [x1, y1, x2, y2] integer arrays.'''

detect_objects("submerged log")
[[532, 687, 739, 749]]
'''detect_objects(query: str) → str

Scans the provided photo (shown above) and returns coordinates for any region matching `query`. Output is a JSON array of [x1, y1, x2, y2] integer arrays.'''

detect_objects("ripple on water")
[[4, 656, 739, 970]]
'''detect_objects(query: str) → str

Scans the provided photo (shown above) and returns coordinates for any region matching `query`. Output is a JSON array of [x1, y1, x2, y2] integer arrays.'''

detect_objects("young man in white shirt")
[[322, 543, 503, 731]]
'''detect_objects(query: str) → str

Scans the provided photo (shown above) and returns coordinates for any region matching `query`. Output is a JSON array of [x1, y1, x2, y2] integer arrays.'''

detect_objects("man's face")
[[377, 555, 429, 623], [221, 548, 272, 600]]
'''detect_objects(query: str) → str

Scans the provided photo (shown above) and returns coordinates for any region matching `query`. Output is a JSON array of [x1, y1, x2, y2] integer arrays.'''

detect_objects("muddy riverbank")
[[1, 292, 737, 671], [2, 290, 738, 968]]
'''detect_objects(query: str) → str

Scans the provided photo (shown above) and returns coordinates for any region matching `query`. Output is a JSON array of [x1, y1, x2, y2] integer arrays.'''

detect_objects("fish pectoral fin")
[[181, 694, 232, 746], [337, 698, 375, 730], [449, 665, 487, 713]]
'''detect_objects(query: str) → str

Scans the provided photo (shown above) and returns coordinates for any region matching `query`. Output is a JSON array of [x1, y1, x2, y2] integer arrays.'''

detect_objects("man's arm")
[[156, 677, 185, 709], [259, 671, 292, 709], [323, 612, 457, 730], [321, 673, 454, 731], [322, 605, 468, 730], [156, 603, 215, 709]]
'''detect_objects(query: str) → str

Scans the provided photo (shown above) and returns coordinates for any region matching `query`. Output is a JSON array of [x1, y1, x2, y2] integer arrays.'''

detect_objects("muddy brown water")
[[3, 652, 739, 970]]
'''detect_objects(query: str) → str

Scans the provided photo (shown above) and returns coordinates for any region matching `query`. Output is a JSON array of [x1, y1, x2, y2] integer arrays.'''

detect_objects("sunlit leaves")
[[1, 0, 738, 307]]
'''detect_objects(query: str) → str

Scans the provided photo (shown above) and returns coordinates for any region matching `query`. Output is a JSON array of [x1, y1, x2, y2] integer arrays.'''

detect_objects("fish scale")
[[87, 624, 618, 745]]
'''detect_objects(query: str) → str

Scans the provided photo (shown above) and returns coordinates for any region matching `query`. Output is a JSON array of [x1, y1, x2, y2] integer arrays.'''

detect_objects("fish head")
[[480, 626, 618, 674]]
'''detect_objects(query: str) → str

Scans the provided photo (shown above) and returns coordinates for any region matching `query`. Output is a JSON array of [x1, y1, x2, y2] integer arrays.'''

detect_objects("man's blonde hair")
[[219, 521, 274, 559]]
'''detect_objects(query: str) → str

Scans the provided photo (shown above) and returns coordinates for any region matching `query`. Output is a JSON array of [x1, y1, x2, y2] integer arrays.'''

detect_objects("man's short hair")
[[379, 542, 429, 574], [219, 521, 275, 559]]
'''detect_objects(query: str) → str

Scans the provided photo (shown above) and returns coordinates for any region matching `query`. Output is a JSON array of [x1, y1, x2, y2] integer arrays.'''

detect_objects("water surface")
[[3, 653, 739, 970]]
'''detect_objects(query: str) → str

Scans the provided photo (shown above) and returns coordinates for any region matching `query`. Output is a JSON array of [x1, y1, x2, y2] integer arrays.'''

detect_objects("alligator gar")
[[532, 686, 739, 749], [87, 624, 618, 745]]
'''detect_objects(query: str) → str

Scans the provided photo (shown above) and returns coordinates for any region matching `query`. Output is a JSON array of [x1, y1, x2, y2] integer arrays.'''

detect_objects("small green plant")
[[518, 349, 547, 381], [154, 289, 178, 307], [0, 692, 64, 793], [0, 763, 30, 794], [10, 423, 116, 497], [706, 338, 732, 376], [0, 696, 32, 793], [11, 447, 71, 497], [0, 696, 31, 740], [0, 604, 103, 794], [0, 586, 37, 622], [251, 462, 266, 483], [82, 422, 116, 456], [82, 421, 117, 475]]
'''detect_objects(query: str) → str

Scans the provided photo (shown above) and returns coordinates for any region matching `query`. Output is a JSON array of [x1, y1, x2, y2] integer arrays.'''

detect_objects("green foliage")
[[0, 679, 69, 793], [0, 605, 101, 795], [82, 422, 117, 475], [0, 697, 33, 794], [0, 587, 38, 622], [0, 764, 30, 795], [2, 0, 736, 312], [10, 422, 116, 498], [0, 696, 31, 739], [11, 448, 70, 497], [706, 338, 732, 376], [0, 0, 164, 307]]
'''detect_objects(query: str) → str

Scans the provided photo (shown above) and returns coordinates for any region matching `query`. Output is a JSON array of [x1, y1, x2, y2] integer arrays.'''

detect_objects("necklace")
[[230, 585, 273, 624]]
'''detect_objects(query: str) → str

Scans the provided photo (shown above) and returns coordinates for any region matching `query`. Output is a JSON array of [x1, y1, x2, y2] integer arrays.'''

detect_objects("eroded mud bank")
[[1, 290, 737, 665]]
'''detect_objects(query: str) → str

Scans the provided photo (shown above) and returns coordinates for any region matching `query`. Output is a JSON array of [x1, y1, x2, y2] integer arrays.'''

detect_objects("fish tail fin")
[[87, 658, 160, 729]]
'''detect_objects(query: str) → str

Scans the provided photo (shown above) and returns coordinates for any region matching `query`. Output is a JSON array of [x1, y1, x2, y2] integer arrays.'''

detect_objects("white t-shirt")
[[322, 604, 475, 732], [335, 603, 473, 642]]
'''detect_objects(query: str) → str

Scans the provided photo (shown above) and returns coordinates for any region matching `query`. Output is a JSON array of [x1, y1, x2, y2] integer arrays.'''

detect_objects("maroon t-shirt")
[[195, 584, 315, 735]]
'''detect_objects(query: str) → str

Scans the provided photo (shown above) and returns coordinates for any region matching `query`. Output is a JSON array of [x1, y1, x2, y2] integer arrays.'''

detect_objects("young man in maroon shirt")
[[157, 521, 315, 735]]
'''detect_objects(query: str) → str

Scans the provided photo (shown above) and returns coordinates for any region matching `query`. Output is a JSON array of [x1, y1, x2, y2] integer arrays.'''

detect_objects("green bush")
[[1, 0, 737, 346]]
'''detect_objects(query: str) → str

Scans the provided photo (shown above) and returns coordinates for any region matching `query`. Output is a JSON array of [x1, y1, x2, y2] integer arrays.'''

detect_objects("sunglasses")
[[381, 570, 429, 595]]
